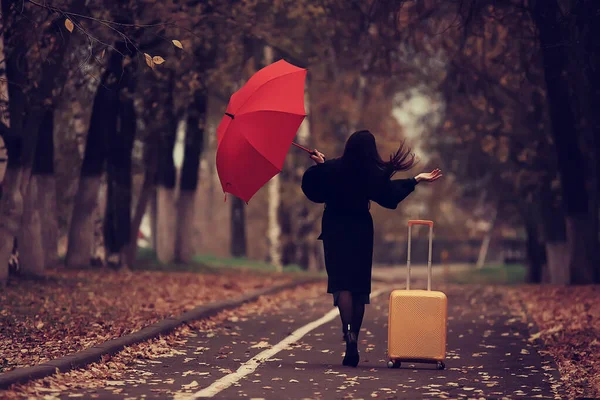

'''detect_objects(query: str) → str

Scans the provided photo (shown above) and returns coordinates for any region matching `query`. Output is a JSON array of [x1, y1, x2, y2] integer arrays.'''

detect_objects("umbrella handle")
[[291, 142, 314, 154]]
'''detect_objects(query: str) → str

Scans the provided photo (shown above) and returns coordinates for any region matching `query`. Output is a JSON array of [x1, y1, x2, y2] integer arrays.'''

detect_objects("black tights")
[[336, 291, 365, 337]]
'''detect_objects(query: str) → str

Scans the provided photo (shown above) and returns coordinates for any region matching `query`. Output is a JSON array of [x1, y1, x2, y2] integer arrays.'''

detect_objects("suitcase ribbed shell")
[[387, 289, 447, 361]]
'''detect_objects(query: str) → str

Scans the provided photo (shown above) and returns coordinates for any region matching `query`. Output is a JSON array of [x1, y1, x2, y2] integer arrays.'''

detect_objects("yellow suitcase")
[[387, 219, 447, 370]]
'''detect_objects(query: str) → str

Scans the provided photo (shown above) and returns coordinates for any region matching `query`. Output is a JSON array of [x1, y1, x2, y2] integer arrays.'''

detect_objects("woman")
[[301, 130, 442, 367]]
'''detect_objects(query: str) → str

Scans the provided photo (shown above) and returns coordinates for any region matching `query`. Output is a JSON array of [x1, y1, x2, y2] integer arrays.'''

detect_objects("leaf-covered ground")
[[2, 282, 564, 399], [504, 285, 600, 399], [0, 267, 293, 374], [0, 283, 325, 399]]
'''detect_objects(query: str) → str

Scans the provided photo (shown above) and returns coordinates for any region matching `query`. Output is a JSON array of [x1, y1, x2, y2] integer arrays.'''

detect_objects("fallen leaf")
[[250, 341, 271, 349], [182, 380, 199, 389]]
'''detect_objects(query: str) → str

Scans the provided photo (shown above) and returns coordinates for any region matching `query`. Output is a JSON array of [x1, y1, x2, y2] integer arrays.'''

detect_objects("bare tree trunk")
[[37, 174, 58, 267], [127, 179, 153, 265], [17, 177, 43, 275], [534, 0, 596, 283], [259, 46, 283, 271], [571, 0, 600, 283], [92, 179, 108, 266], [150, 188, 158, 251], [104, 68, 136, 268], [125, 123, 159, 267], [540, 181, 569, 283], [0, 1, 80, 282], [523, 210, 545, 284], [66, 71, 118, 267], [175, 89, 207, 263], [36, 108, 58, 269], [0, 5, 31, 284], [230, 37, 265, 259], [476, 207, 497, 269], [155, 74, 178, 264], [268, 174, 282, 269], [126, 132, 158, 267], [230, 196, 247, 258], [156, 187, 177, 263], [545, 242, 569, 283], [0, 167, 23, 284], [19, 108, 56, 275]]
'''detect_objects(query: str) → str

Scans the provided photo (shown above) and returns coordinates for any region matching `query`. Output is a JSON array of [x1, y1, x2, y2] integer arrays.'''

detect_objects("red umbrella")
[[216, 59, 312, 203]]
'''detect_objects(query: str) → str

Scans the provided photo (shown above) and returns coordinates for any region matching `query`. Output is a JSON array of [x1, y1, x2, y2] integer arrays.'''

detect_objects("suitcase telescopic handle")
[[407, 220, 434, 291]]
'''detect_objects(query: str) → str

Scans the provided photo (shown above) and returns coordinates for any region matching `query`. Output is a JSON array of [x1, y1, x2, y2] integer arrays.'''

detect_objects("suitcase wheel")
[[436, 361, 446, 370], [387, 360, 401, 369]]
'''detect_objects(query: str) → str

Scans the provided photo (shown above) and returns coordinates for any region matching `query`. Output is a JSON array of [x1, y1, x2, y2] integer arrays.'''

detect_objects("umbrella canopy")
[[216, 59, 307, 203]]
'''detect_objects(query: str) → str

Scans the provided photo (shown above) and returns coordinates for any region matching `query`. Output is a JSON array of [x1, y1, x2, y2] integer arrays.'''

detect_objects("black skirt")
[[321, 208, 374, 295]]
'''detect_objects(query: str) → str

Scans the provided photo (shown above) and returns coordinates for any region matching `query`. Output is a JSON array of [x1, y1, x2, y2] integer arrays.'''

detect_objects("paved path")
[[53, 280, 562, 399]]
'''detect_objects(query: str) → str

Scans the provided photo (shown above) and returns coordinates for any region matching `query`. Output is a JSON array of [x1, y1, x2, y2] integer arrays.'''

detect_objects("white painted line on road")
[[189, 287, 390, 399]]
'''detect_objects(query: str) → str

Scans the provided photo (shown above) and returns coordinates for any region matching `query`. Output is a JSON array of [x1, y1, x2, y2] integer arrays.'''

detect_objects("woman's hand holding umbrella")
[[310, 149, 326, 164]]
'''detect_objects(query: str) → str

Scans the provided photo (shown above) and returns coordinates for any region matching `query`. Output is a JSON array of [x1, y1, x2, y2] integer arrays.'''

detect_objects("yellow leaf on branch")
[[152, 56, 165, 65], [172, 40, 183, 49], [65, 19, 74, 33], [144, 53, 154, 69]]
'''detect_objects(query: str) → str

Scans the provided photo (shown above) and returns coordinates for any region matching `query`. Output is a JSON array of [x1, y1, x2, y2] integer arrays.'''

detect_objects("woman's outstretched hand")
[[415, 168, 443, 183], [310, 149, 326, 164]]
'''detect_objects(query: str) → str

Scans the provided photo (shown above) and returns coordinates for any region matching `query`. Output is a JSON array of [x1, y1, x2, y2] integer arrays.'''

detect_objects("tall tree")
[[104, 48, 137, 268], [0, 0, 84, 283], [66, 50, 120, 268], [532, 0, 597, 283], [229, 36, 264, 259], [35, 110, 59, 269], [175, 89, 207, 263], [169, 3, 218, 263], [18, 109, 56, 275], [262, 45, 284, 271], [155, 73, 178, 264]]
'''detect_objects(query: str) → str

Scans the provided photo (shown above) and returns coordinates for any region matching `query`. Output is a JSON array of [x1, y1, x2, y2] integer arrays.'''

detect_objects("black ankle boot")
[[342, 325, 359, 367]]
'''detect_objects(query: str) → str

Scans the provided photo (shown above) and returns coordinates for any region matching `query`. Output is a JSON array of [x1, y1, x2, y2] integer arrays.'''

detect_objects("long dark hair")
[[340, 130, 418, 178]]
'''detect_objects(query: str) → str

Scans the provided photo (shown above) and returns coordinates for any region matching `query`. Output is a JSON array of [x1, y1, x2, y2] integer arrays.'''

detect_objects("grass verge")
[[445, 263, 526, 285], [134, 248, 325, 278]]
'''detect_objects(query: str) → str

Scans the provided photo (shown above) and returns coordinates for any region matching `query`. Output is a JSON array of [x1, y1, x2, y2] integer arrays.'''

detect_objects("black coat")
[[301, 158, 418, 295]]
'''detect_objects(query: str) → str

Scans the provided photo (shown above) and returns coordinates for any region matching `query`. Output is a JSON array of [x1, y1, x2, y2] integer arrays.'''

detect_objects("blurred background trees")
[[0, 0, 598, 285]]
